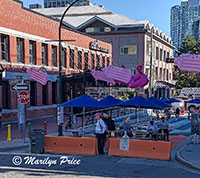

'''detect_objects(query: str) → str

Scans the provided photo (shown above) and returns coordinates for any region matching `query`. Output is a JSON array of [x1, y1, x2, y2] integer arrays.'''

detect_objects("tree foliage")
[[175, 35, 200, 89]]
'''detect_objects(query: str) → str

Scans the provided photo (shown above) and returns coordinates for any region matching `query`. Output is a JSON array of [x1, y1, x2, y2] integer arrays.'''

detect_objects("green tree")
[[178, 35, 197, 54], [195, 38, 200, 54], [175, 35, 199, 88]]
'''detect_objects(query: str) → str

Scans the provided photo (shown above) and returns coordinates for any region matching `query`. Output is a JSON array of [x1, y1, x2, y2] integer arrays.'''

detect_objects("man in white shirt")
[[146, 120, 158, 140], [158, 117, 169, 141], [95, 113, 107, 154]]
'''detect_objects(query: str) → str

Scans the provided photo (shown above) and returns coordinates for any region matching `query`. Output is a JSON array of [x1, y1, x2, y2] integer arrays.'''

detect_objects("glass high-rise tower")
[[170, 0, 200, 50], [44, 0, 90, 8]]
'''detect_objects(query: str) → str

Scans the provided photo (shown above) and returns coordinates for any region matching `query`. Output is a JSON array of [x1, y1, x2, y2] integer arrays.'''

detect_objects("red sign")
[[18, 91, 30, 104]]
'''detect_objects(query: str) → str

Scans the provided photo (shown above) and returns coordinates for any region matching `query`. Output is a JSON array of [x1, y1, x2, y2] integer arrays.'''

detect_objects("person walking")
[[176, 107, 180, 118], [95, 113, 107, 154]]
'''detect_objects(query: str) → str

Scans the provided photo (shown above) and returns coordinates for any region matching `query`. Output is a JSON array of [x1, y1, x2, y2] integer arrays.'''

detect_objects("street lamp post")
[[148, 28, 153, 97], [58, 0, 80, 136]]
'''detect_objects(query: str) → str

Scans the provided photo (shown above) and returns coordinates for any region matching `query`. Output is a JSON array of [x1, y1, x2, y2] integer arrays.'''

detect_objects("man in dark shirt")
[[102, 113, 115, 136]]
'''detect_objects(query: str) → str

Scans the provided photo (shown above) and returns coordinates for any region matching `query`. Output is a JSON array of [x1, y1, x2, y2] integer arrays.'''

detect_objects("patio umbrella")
[[118, 96, 163, 109], [98, 96, 122, 117], [61, 95, 104, 131], [98, 96, 122, 107], [61, 94, 101, 107], [186, 98, 200, 103], [167, 98, 181, 103], [160, 98, 170, 103], [118, 96, 163, 123], [148, 97, 173, 108]]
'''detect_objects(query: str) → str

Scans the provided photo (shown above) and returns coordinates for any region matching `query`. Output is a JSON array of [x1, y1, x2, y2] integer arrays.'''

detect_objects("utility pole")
[[148, 28, 153, 97]]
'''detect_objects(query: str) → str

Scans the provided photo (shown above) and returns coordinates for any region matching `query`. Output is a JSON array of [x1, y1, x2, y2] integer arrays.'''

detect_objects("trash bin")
[[29, 129, 45, 154]]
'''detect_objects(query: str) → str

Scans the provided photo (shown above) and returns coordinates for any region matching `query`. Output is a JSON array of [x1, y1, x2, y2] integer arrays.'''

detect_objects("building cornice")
[[0, 26, 112, 58]]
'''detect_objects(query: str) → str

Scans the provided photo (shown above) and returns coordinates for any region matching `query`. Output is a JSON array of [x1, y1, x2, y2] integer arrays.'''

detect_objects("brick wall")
[[0, 0, 112, 55], [2, 107, 57, 122]]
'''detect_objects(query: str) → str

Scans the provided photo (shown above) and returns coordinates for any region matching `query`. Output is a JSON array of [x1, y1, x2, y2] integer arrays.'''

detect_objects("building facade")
[[35, 5, 175, 98], [0, 0, 112, 122], [44, 0, 90, 8], [188, 0, 200, 5], [170, 0, 200, 50]]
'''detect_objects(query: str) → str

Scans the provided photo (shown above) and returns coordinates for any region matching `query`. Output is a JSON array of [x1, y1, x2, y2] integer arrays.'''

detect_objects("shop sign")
[[89, 41, 109, 53]]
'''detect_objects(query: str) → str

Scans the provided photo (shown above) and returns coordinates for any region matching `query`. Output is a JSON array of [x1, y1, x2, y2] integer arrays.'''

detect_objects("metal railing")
[[64, 107, 149, 130]]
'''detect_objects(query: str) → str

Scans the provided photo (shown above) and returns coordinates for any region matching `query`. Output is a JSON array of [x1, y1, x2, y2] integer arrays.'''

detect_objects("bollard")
[[44, 121, 47, 135], [27, 122, 31, 137], [7, 124, 11, 141], [28, 122, 31, 132], [58, 125, 63, 136]]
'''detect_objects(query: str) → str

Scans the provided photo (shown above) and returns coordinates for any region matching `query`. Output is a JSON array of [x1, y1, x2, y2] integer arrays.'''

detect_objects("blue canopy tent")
[[61, 95, 104, 131], [186, 98, 200, 103], [118, 96, 163, 123], [148, 97, 172, 108]]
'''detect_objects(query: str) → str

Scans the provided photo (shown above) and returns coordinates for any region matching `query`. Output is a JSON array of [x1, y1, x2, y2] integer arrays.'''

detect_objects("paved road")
[[0, 152, 200, 178]]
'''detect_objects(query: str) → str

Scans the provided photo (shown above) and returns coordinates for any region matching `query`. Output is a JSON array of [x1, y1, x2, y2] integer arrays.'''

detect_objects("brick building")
[[0, 0, 112, 122]]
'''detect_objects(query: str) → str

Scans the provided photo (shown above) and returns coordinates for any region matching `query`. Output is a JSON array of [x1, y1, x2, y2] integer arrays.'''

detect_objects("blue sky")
[[22, 0, 186, 36]]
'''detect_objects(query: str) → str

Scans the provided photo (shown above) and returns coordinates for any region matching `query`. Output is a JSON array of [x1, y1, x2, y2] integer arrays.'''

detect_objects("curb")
[[175, 143, 200, 171], [0, 144, 29, 152]]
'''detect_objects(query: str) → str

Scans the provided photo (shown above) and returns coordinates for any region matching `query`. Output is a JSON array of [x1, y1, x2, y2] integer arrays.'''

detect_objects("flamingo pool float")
[[91, 64, 149, 88], [175, 53, 200, 72]]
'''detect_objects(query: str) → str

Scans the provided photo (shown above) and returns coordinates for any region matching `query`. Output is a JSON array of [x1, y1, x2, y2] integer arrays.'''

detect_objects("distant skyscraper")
[[44, 0, 90, 8], [188, 0, 200, 5], [29, 4, 42, 9], [170, 0, 200, 50]]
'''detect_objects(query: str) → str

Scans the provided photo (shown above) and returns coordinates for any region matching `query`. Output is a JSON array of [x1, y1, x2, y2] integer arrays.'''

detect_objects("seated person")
[[156, 110, 160, 120], [146, 120, 158, 140], [122, 117, 133, 138], [158, 117, 169, 141]]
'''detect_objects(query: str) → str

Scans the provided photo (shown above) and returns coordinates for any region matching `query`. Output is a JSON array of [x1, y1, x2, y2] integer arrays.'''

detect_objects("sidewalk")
[[0, 138, 29, 152], [176, 137, 200, 171]]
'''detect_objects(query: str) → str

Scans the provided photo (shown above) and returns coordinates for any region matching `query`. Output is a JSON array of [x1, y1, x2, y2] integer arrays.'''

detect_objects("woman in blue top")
[[123, 117, 133, 138]]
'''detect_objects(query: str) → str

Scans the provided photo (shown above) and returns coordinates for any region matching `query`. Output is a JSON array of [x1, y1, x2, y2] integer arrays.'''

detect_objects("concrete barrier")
[[44, 136, 97, 156], [108, 138, 171, 160]]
